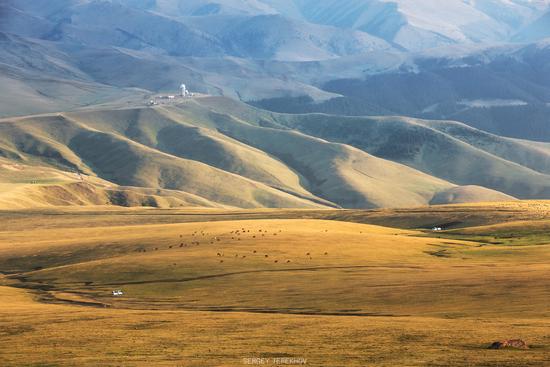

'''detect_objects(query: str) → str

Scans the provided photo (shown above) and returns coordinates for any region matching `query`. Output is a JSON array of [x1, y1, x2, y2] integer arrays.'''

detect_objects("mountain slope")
[[278, 113, 550, 199], [2, 97, 520, 209], [191, 98, 550, 199], [115, 0, 550, 50], [254, 40, 550, 141], [267, 0, 550, 50], [430, 185, 517, 205], [0, 112, 329, 209], [2, 0, 550, 126], [514, 9, 550, 42], [0, 97, 538, 208], [0, 158, 226, 209], [159, 103, 453, 208], [0, 32, 144, 117], [189, 14, 393, 61], [64, 107, 331, 205]]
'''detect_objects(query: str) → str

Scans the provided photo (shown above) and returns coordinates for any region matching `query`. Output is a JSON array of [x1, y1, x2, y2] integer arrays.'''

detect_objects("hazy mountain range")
[[1, 0, 549, 208], [2, 1, 550, 119]]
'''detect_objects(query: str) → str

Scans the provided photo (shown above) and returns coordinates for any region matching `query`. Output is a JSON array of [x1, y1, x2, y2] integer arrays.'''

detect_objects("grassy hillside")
[[0, 158, 228, 209], [2, 96, 549, 209], [0, 111, 331, 209], [271, 111, 550, 199], [0, 98, 495, 210], [429, 185, 516, 205]]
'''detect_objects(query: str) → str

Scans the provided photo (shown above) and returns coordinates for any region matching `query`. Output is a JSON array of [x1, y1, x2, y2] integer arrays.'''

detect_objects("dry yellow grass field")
[[0, 203, 549, 366]]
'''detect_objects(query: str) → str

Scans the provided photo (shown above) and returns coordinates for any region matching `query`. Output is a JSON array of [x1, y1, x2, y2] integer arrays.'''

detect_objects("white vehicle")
[[111, 290, 124, 296]]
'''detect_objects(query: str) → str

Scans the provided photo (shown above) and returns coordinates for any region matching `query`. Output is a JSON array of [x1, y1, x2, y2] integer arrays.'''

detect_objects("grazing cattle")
[[265, 255, 269, 258], [274, 260, 278, 263]]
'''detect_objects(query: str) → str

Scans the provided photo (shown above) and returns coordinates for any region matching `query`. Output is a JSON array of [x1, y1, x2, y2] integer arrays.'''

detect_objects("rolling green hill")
[[2, 96, 548, 209], [270, 111, 550, 199]]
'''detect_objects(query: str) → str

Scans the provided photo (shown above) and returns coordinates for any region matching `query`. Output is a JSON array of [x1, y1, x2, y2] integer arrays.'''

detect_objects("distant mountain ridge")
[[105, 0, 550, 49], [5, 0, 550, 55], [254, 40, 550, 141], [1, 0, 550, 142]]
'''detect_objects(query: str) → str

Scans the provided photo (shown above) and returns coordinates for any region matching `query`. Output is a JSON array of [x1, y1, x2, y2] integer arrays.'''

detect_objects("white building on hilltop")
[[180, 83, 190, 97]]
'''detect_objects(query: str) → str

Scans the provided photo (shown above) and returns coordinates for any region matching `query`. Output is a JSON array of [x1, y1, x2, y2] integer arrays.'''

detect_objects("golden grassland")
[[1, 285, 549, 367], [0, 203, 549, 366]]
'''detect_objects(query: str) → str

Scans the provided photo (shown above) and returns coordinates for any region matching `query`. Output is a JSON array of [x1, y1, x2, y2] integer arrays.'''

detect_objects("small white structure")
[[432, 227, 443, 232], [112, 290, 124, 296], [180, 83, 190, 97]]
